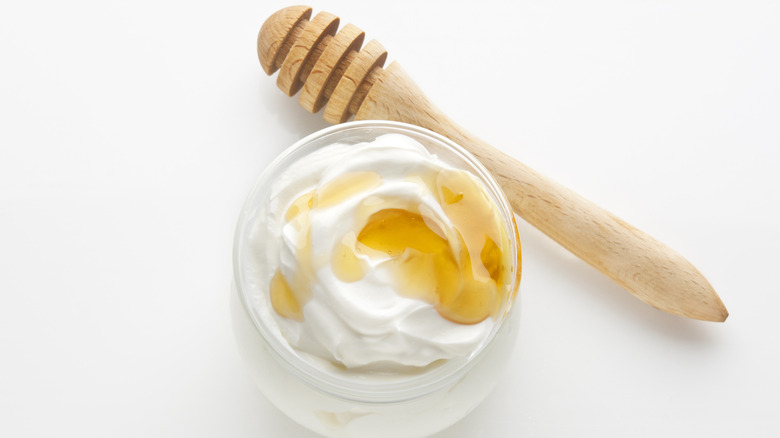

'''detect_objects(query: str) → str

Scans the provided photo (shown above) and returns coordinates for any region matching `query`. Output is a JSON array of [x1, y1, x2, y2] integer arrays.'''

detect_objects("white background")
[[1, 0, 779, 436]]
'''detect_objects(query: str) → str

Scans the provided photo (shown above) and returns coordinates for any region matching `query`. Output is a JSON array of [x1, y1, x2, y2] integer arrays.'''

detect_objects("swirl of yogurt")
[[248, 133, 514, 370]]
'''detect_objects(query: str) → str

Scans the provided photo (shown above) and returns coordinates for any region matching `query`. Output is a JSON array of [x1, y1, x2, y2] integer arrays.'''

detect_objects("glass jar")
[[231, 121, 522, 438]]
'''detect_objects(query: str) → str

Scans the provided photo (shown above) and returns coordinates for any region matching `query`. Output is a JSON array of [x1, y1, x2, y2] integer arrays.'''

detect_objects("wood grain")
[[257, 6, 728, 322]]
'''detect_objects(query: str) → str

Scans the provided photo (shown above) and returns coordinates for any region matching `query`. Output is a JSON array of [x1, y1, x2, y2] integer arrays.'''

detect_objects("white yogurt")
[[233, 122, 521, 438], [245, 133, 512, 371]]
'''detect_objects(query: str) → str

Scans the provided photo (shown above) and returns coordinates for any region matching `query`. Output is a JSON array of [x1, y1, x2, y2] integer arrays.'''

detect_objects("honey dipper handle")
[[358, 62, 728, 322]]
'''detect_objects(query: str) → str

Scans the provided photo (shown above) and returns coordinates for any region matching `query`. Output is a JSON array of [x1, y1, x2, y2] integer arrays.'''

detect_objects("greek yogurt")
[[244, 133, 516, 372]]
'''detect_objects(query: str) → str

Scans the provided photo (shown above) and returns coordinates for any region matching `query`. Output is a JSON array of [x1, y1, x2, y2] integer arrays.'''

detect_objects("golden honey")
[[270, 167, 515, 325]]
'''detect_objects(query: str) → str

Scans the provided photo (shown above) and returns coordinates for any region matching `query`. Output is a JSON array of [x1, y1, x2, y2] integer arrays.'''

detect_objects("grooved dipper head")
[[257, 5, 312, 75]]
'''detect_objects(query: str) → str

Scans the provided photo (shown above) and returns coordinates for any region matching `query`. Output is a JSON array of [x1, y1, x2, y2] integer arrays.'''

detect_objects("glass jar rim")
[[233, 120, 521, 403]]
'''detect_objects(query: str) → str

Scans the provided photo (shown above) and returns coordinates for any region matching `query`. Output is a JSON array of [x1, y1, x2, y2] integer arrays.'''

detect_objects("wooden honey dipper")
[[257, 6, 728, 322]]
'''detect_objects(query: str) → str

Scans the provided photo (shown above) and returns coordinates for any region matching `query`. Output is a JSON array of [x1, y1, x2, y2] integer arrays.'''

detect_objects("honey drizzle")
[[270, 172, 381, 318], [269, 270, 304, 321], [270, 168, 515, 326], [270, 191, 315, 321], [316, 171, 381, 208], [331, 231, 368, 282]]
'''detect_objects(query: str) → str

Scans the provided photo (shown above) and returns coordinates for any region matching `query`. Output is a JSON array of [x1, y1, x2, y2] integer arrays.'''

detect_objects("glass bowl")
[[231, 120, 522, 438]]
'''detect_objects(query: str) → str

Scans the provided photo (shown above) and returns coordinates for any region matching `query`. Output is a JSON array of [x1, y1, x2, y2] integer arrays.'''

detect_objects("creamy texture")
[[248, 134, 514, 370]]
